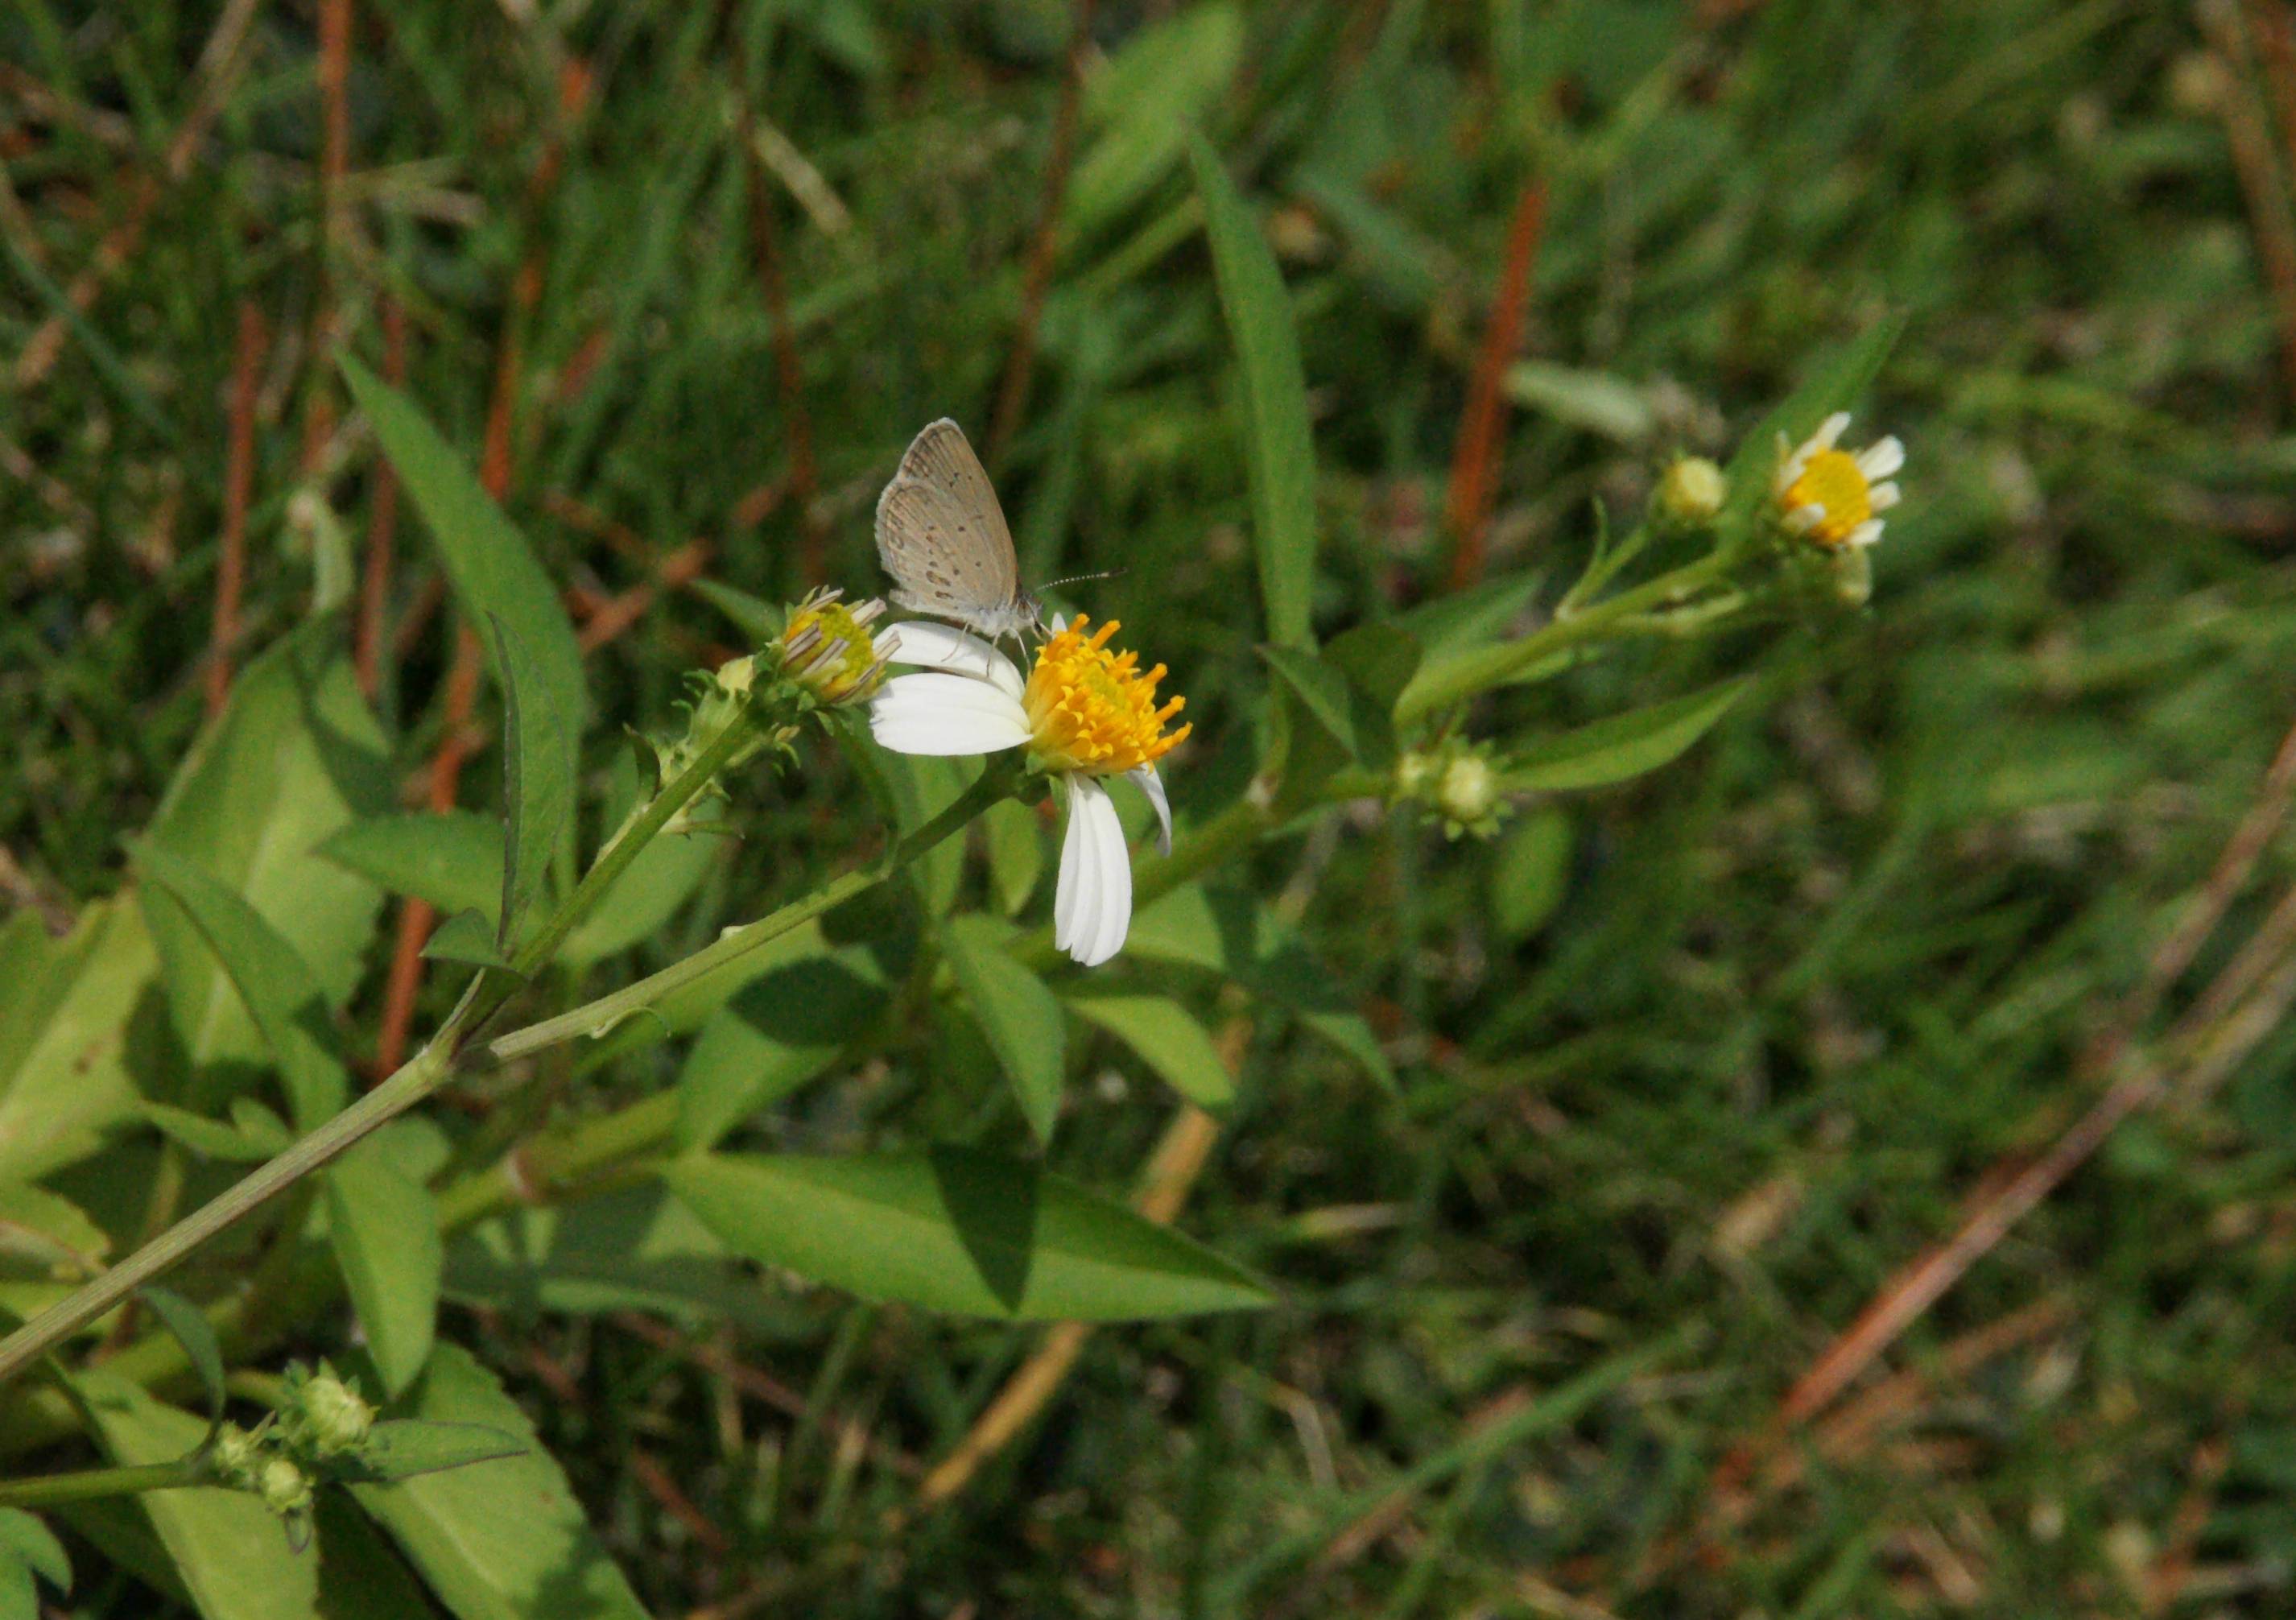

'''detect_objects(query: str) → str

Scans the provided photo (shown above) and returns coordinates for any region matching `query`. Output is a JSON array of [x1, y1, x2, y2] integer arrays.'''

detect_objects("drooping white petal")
[[1868, 481, 1901, 512], [1055, 775, 1132, 967], [879, 622, 1026, 699], [1128, 765, 1172, 858], [1856, 436, 1904, 480], [868, 672, 1031, 756]]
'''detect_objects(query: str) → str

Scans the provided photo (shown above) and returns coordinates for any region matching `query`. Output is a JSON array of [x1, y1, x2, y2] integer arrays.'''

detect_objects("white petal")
[[1055, 777, 1091, 957], [1868, 481, 1901, 512], [1856, 436, 1904, 479], [1783, 504, 1823, 534], [881, 622, 1024, 699], [1848, 519, 1885, 548], [868, 673, 1030, 755], [1055, 775, 1132, 966], [1812, 411, 1850, 452], [1128, 765, 1172, 858]]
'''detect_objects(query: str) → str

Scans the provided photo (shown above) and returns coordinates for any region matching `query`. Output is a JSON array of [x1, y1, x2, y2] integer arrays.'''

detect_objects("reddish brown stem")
[[206, 300, 267, 716], [1443, 177, 1546, 589], [986, 0, 1096, 469]]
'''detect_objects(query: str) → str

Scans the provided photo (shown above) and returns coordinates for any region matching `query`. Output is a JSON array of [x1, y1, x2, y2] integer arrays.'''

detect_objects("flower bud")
[[211, 1423, 262, 1488], [1436, 751, 1505, 841], [1656, 456, 1726, 526], [295, 1370, 375, 1457], [777, 587, 894, 707], [258, 1457, 313, 1517]]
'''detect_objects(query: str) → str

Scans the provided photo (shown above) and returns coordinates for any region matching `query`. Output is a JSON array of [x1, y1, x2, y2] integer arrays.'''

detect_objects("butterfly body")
[[874, 419, 1043, 651]]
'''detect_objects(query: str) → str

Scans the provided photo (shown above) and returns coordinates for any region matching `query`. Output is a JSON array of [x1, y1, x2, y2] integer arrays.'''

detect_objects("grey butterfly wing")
[[874, 419, 1020, 622]]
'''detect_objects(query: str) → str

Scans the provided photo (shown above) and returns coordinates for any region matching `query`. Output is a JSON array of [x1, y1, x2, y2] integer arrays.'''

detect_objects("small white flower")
[[1773, 411, 1903, 549], [868, 618, 1188, 966]]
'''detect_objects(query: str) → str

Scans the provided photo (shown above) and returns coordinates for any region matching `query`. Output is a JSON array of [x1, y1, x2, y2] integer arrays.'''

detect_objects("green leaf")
[[560, 813, 723, 967], [982, 799, 1046, 917], [144, 622, 388, 1101], [1189, 134, 1318, 648], [325, 1146, 443, 1399], [138, 1098, 292, 1163], [138, 845, 351, 1131], [136, 1287, 225, 1429], [0, 900, 158, 1184], [350, 1420, 525, 1482], [1493, 807, 1573, 941], [675, 951, 888, 1153], [486, 614, 572, 950], [420, 909, 514, 972], [320, 812, 502, 927], [350, 1343, 647, 1620], [667, 1148, 1271, 1320], [0, 1509, 68, 1597], [1067, 993, 1235, 1111], [1501, 679, 1749, 792], [340, 357, 587, 773], [1720, 313, 1907, 530], [1064, 4, 1242, 242], [312, 1493, 440, 1620], [0, 1182, 110, 1278], [688, 577, 782, 643], [1261, 626, 1420, 775], [74, 1370, 319, 1620], [444, 1183, 810, 1337], [944, 916, 1067, 1144]]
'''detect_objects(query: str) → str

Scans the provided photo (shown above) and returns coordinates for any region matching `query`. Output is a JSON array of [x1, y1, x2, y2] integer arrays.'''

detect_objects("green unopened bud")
[[776, 588, 893, 707], [1436, 751, 1505, 841], [296, 1371, 375, 1457], [1656, 456, 1726, 527], [1393, 750, 1437, 801], [258, 1457, 313, 1517], [211, 1423, 262, 1488]]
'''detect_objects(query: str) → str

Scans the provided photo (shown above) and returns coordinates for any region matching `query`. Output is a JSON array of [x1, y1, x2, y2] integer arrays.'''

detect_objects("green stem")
[[0, 1457, 207, 1510], [1394, 549, 1739, 725], [484, 765, 1012, 1065]]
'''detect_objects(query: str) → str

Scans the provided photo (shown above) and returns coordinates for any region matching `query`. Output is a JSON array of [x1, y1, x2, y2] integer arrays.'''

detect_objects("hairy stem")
[[0, 1457, 208, 1510]]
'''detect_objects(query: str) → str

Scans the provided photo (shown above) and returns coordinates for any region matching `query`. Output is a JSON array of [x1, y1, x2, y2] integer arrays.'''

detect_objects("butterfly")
[[873, 419, 1043, 651]]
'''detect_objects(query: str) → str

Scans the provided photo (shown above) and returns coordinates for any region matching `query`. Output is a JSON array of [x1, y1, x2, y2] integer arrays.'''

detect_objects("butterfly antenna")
[[1036, 567, 1129, 593]]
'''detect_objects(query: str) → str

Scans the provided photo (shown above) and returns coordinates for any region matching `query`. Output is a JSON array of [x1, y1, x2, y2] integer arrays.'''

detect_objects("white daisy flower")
[[868, 615, 1189, 966], [1772, 411, 1904, 549]]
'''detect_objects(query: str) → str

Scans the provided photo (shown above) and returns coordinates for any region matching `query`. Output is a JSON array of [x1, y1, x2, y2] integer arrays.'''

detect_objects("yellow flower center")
[[1022, 615, 1191, 777], [783, 599, 882, 703], [1781, 448, 1873, 548]]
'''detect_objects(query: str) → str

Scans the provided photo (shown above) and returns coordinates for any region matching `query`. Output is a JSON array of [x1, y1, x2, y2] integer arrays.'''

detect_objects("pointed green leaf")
[[560, 813, 722, 967], [0, 1183, 109, 1278], [136, 1287, 224, 1429], [145, 623, 388, 1097], [486, 614, 572, 949], [138, 845, 350, 1130], [0, 899, 157, 1184], [350, 1344, 646, 1620], [74, 1370, 319, 1620], [983, 799, 1046, 917], [137, 1099, 291, 1163], [325, 1147, 443, 1399], [1067, 993, 1235, 1110], [1501, 679, 1749, 792], [319, 811, 502, 925], [944, 916, 1067, 1143], [350, 1420, 526, 1482], [340, 357, 587, 774], [1189, 134, 1318, 648], [0, 1509, 68, 1597], [420, 909, 515, 972], [675, 952, 887, 1153], [667, 1149, 1271, 1320]]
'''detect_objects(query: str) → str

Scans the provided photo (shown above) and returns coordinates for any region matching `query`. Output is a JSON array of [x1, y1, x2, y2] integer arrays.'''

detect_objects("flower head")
[[778, 587, 895, 708], [1773, 413, 1902, 549], [869, 618, 1187, 965], [1022, 615, 1190, 777]]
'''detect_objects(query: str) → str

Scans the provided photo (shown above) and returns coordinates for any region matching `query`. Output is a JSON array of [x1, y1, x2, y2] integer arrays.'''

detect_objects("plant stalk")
[[0, 1457, 207, 1510]]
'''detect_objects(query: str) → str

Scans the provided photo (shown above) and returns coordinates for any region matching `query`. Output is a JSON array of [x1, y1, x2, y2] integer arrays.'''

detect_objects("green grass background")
[[7, 0, 2296, 1613]]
